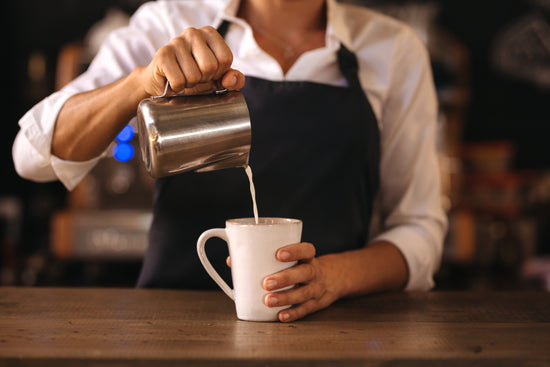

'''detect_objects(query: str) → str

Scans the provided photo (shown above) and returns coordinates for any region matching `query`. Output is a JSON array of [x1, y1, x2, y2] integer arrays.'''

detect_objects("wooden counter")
[[1, 287, 549, 366]]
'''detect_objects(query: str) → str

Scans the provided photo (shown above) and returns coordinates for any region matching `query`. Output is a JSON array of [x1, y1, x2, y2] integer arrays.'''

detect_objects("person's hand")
[[262, 242, 342, 322], [139, 26, 245, 96], [226, 240, 408, 322]]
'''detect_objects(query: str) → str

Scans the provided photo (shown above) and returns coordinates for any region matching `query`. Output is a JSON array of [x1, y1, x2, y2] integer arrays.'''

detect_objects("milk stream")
[[245, 165, 259, 224]]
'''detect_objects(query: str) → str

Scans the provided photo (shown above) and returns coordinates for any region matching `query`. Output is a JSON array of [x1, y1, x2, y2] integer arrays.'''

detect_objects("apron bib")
[[137, 22, 380, 289]]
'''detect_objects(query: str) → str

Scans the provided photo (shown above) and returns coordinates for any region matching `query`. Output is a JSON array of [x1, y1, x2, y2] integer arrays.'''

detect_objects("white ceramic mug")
[[197, 217, 302, 321]]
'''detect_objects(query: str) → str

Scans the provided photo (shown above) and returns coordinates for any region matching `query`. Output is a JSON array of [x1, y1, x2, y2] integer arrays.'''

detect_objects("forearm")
[[51, 24, 247, 162], [52, 66, 148, 161], [322, 240, 409, 299]]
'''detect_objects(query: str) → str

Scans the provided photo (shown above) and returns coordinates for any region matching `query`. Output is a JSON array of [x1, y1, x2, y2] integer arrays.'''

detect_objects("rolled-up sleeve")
[[12, 90, 102, 190], [12, 2, 172, 191], [368, 28, 448, 291]]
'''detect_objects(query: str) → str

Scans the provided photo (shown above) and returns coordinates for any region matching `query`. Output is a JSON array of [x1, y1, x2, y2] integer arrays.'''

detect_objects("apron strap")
[[337, 44, 362, 89], [217, 19, 230, 38]]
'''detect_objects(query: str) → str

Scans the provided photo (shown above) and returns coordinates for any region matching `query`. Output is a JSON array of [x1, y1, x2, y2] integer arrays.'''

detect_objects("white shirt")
[[12, 0, 448, 291]]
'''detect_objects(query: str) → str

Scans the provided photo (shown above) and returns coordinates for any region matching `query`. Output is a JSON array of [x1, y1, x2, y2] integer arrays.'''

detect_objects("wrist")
[[323, 241, 409, 299], [127, 66, 151, 103], [317, 253, 354, 300]]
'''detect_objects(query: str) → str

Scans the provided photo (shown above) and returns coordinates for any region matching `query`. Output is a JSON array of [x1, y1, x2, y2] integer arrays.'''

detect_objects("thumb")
[[219, 69, 246, 90]]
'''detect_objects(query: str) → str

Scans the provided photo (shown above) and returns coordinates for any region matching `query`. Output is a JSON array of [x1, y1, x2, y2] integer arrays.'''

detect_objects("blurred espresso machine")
[[50, 120, 154, 261]]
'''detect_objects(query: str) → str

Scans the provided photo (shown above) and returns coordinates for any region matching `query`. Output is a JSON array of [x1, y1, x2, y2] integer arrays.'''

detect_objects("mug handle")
[[197, 228, 234, 300]]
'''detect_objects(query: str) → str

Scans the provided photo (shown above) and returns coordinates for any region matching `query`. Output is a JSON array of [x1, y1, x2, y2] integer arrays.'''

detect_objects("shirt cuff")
[[20, 92, 73, 159], [18, 90, 107, 191], [371, 224, 442, 291], [51, 154, 103, 191]]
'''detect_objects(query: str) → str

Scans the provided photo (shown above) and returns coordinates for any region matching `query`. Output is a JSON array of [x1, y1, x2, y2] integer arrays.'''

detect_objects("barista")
[[13, 0, 447, 322]]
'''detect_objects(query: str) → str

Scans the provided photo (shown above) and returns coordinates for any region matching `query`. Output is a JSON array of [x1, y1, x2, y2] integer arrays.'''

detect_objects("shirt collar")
[[326, 0, 354, 50], [213, 0, 242, 28], [213, 0, 347, 51]]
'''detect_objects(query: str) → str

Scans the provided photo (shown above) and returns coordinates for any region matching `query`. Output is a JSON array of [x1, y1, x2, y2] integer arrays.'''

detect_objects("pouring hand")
[[138, 26, 245, 97]]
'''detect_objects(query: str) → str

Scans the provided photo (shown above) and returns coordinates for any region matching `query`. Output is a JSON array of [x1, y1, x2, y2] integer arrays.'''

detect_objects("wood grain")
[[1, 287, 549, 366]]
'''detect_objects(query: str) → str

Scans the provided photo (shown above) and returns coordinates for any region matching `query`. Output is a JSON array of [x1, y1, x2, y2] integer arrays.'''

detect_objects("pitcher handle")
[[197, 228, 234, 300], [151, 79, 228, 100]]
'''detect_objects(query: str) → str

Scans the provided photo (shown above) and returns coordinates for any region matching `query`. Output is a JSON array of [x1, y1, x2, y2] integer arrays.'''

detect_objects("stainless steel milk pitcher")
[[136, 90, 251, 179]]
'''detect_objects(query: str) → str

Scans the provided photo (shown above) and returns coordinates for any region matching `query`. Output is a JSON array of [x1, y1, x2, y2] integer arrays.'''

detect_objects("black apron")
[[137, 21, 380, 289]]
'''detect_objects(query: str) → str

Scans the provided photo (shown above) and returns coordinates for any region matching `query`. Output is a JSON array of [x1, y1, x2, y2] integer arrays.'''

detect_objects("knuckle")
[[217, 53, 233, 69], [168, 37, 188, 53], [277, 273, 292, 288], [278, 292, 291, 306], [155, 45, 172, 60], [200, 25, 218, 35], [180, 27, 200, 39], [200, 60, 218, 76], [169, 36, 184, 47], [304, 263, 316, 280], [170, 79, 186, 92], [289, 309, 301, 321], [312, 283, 325, 300], [301, 285, 313, 300], [185, 72, 201, 87]]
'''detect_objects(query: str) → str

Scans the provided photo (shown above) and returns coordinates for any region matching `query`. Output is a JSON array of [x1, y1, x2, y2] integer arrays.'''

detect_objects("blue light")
[[116, 125, 134, 143], [113, 143, 134, 162]]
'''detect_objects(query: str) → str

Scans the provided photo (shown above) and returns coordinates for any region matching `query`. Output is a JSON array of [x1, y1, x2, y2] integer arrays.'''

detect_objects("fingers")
[[265, 279, 322, 307], [164, 26, 225, 92], [262, 243, 340, 322], [278, 299, 329, 323], [264, 260, 322, 310], [166, 36, 201, 90], [148, 26, 242, 95], [220, 69, 245, 90], [276, 242, 316, 263], [200, 26, 233, 81], [266, 280, 337, 323], [263, 262, 316, 291], [266, 283, 335, 323], [263, 253, 322, 320], [263, 243, 317, 292]]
